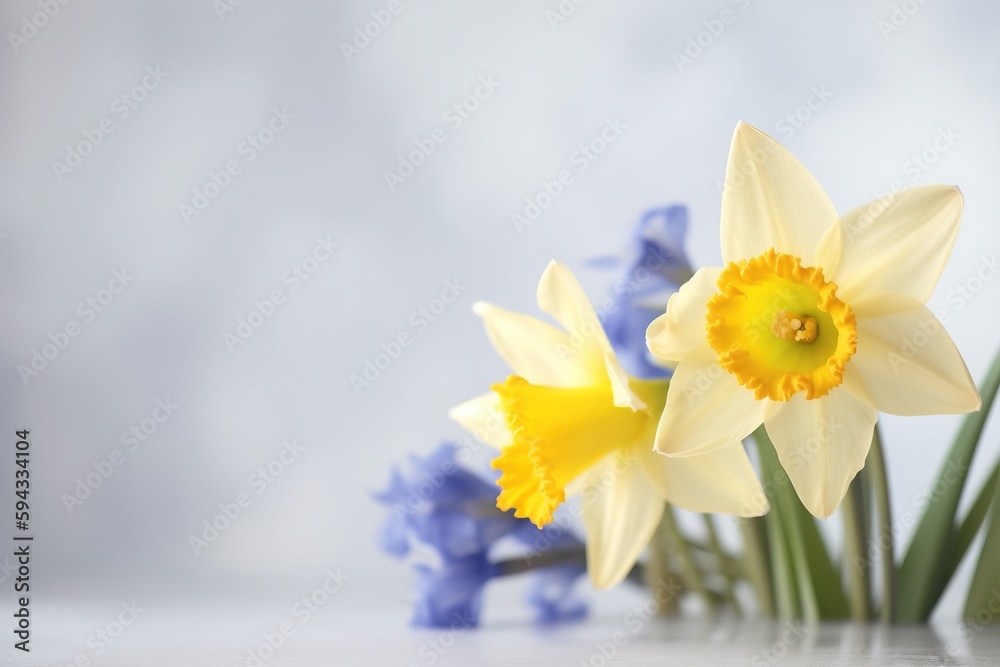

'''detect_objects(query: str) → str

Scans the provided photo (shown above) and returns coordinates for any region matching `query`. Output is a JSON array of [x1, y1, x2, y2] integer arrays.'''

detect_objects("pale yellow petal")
[[581, 449, 664, 589], [815, 185, 963, 303], [473, 301, 590, 387], [537, 260, 643, 409], [447, 393, 512, 448], [646, 267, 721, 363], [653, 348, 764, 457], [849, 294, 981, 415], [763, 390, 877, 519], [639, 444, 768, 517], [720, 123, 838, 264], [604, 352, 646, 411]]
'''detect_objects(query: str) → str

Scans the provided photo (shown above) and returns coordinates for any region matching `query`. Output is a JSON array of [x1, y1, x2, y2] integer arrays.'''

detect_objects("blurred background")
[[2, 0, 1000, 661]]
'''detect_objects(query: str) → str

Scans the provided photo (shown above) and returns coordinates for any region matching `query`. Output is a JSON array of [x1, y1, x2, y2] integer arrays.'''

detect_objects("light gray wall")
[[2, 0, 998, 621]]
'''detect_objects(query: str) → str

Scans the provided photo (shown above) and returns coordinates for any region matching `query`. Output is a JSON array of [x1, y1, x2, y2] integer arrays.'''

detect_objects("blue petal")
[[526, 564, 588, 624], [592, 205, 694, 379], [377, 515, 410, 558], [410, 554, 497, 628]]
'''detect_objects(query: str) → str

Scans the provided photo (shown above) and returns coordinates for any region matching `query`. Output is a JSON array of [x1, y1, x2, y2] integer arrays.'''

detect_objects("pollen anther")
[[705, 248, 857, 401], [772, 311, 818, 343]]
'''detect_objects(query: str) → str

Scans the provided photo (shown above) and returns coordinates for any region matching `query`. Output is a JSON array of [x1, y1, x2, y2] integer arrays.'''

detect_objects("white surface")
[[7, 602, 1000, 666]]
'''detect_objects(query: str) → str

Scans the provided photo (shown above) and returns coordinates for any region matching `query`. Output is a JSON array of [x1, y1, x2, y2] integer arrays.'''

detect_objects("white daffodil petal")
[[764, 391, 877, 519], [646, 266, 721, 363], [850, 296, 981, 415], [838, 362, 874, 408], [581, 450, 665, 589], [447, 392, 512, 448], [604, 352, 646, 411], [639, 444, 768, 517], [654, 348, 765, 457], [720, 123, 838, 264], [816, 185, 963, 303], [537, 260, 644, 406], [473, 301, 590, 387]]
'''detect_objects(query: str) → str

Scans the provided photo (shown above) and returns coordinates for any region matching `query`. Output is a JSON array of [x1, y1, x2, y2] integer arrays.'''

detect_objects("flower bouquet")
[[377, 123, 1000, 628]]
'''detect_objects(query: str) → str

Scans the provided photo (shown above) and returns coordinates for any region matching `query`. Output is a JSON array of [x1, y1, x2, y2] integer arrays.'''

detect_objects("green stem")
[[646, 508, 680, 615], [753, 428, 800, 619], [494, 549, 586, 576], [869, 426, 896, 624], [739, 516, 774, 617], [842, 472, 873, 620], [702, 514, 742, 616], [660, 503, 714, 611]]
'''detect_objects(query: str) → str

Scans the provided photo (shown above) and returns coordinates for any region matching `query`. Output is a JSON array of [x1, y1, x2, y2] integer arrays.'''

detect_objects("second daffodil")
[[450, 260, 767, 590], [646, 122, 982, 519]]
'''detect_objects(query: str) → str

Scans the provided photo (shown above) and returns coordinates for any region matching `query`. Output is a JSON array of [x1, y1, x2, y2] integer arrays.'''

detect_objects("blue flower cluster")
[[593, 205, 694, 378], [376, 443, 586, 628]]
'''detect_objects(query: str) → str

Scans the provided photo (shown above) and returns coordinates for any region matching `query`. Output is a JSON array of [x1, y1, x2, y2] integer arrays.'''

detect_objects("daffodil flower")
[[450, 260, 767, 589], [646, 123, 982, 519]]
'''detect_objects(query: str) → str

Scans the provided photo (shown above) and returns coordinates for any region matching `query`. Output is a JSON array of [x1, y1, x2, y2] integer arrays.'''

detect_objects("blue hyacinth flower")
[[592, 205, 695, 378], [375, 443, 587, 627]]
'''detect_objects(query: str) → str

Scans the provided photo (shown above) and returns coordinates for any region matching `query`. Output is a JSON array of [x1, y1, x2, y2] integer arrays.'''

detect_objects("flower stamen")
[[705, 248, 857, 401], [771, 311, 817, 343]]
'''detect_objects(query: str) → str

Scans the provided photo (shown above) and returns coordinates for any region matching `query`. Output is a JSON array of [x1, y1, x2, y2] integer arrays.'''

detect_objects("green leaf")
[[842, 471, 874, 620], [965, 458, 1000, 621], [898, 346, 1000, 622], [790, 491, 851, 619], [754, 428, 799, 619], [754, 427, 849, 620], [739, 516, 774, 617], [953, 462, 999, 574]]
